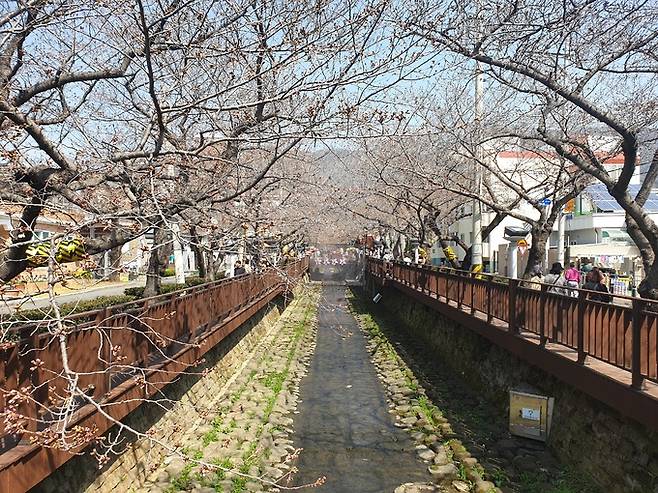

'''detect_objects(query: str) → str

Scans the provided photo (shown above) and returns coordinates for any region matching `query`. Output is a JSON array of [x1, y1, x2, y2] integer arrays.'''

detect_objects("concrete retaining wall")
[[374, 285, 658, 493], [34, 296, 289, 493]]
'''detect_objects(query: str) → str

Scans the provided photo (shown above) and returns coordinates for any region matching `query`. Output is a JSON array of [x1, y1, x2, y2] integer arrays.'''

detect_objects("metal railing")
[[0, 259, 308, 462], [366, 258, 658, 388]]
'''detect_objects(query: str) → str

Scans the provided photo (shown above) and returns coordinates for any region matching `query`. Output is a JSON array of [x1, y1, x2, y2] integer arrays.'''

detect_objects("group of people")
[[528, 262, 612, 302]]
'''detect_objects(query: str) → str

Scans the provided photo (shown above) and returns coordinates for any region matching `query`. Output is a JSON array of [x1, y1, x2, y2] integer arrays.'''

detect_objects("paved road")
[[291, 283, 429, 492]]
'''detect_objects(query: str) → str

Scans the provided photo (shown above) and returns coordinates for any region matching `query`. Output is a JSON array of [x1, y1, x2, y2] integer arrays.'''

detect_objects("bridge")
[[1, 257, 657, 493]]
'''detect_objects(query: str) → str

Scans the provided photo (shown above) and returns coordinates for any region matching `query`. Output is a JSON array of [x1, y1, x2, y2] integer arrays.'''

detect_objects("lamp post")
[[471, 61, 484, 271]]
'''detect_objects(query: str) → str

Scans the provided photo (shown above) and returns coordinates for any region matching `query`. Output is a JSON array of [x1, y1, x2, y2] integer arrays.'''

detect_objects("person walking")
[[526, 266, 544, 290], [564, 262, 580, 297], [544, 262, 567, 295], [583, 268, 612, 303], [234, 261, 246, 276], [581, 258, 593, 274]]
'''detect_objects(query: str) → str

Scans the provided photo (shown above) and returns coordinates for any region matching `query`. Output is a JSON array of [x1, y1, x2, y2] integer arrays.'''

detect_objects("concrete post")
[[171, 223, 186, 284], [508, 242, 518, 278], [557, 213, 565, 265]]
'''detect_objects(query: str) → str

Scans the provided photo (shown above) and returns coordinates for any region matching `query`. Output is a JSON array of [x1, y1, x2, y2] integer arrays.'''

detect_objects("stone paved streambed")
[[349, 288, 600, 493], [289, 284, 433, 493], [133, 286, 320, 493]]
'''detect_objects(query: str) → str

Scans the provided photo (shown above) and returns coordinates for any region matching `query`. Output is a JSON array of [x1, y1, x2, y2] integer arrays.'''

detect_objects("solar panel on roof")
[[585, 184, 658, 212]]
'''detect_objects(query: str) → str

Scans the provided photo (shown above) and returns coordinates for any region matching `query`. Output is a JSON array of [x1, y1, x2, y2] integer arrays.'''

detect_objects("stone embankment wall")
[[374, 285, 658, 493], [35, 294, 292, 493]]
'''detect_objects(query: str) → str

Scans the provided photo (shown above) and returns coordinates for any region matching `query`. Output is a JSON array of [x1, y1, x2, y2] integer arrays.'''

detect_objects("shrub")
[[72, 268, 93, 279], [124, 286, 145, 297], [184, 276, 206, 287], [162, 267, 175, 277], [160, 283, 185, 294], [5, 276, 215, 327], [3, 295, 138, 326], [125, 277, 208, 298]]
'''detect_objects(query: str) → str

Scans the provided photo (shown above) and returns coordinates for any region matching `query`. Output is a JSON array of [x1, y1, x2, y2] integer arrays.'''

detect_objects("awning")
[[602, 229, 632, 243]]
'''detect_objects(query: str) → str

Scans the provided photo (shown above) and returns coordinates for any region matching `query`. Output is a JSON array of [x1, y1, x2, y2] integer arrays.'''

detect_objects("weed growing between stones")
[[140, 285, 325, 493], [347, 290, 499, 493], [349, 289, 603, 493]]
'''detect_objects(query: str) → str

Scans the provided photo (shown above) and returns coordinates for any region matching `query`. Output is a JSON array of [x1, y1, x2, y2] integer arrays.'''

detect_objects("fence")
[[366, 258, 658, 389], [0, 258, 308, 491]]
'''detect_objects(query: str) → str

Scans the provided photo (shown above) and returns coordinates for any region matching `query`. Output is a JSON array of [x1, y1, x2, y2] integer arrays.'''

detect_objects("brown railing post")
[[577, 290, 586, 364], [486, 279, 492, 323], [631, 298, 644, 389], [97, 308, 111, 397], [457, 275, 463, 309], [539, 284, 547, 347], [509, 279, 518, 333], [470, 275, 476, 315], [17, 327, 39, 439]]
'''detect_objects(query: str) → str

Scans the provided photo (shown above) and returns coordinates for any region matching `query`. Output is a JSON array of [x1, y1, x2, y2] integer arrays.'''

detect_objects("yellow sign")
[[564, 199, 575, 213], [26, 237, 87, 267], [470, 264, 486, 279], [517, 239, 528, 248], [509, 390, 554, 441], [443, 246, 456, 261]]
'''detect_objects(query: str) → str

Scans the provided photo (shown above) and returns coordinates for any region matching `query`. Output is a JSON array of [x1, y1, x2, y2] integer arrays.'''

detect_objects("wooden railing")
[[0, 258, 308, 491], [366, 258, 658, 388]]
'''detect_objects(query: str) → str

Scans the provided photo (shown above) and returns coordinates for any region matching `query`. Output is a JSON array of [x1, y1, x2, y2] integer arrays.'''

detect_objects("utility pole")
[[471, 61, 484, 270], [557, 212, 565, 266]]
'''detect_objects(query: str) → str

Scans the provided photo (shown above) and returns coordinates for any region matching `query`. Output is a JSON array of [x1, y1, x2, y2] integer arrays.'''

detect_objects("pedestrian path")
[[290, 284, 430, 492]]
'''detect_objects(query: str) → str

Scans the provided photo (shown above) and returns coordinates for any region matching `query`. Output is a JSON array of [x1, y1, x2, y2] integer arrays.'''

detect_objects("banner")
[[26, 237, 87, 267], [443, 246, 457, 261]]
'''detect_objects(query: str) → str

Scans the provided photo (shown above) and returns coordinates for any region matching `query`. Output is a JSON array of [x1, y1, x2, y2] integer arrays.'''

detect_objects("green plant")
[[72, 269, 93, 279], [124, 286, 145, 297], [162, 267, 176, 277], [487, 467, 509, 486], [2, 295, 138, 328], [185, 276, 206, 287], [124, 277, 206, 299], [458, 462, 468, 481]]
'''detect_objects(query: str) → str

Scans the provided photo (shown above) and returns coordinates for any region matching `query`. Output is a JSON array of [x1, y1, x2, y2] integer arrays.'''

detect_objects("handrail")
[[369, 258, 650, 305], [1, 263, 305, 338], [0, 258, 309, 462], [366, 258, 657, 387]]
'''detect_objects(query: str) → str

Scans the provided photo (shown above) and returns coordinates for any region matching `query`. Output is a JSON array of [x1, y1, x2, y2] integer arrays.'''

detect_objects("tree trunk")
[[0, 196, 43, 283], [144, 226, 166, 298], [438, 212, 507, 271], [106, 245, 122, 282], [522, 227, 550, 279], [626, 213, 654, 273], [189, 226, 207, 279], [438, 238, 461, 269], [638, 260, 658, 299]]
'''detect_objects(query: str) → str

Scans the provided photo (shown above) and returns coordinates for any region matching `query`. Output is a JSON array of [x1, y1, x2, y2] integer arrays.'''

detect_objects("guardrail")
[[366, 259, 658, 388], [0, 258, 308, 492]]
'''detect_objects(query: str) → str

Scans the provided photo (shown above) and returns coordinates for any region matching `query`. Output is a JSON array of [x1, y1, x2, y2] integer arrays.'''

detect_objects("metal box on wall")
[[509, 390, 554, 441]]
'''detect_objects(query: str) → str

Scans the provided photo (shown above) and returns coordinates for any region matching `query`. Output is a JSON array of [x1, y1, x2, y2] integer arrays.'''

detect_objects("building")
[[433, 148, 651, 286]]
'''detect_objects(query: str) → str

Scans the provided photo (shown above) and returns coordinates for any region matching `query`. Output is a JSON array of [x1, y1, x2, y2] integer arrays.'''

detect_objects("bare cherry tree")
[[0, 1, 440, 488], [405, 0, 658, 293]]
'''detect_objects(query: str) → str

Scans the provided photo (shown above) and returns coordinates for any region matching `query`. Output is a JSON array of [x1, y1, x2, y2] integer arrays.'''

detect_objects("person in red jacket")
[[564, 262, 580, 297]]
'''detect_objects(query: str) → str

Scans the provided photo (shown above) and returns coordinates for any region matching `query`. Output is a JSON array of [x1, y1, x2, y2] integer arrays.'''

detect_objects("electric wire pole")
[[471, 62, 484, 270]]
